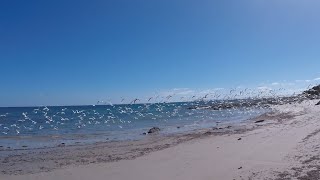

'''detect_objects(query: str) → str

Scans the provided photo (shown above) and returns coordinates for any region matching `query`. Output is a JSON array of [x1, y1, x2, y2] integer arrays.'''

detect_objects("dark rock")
[[22, 145, 28, 148], [58, 143, 65, 147], [237, 138, 242, 141], [316, 101, 320, 105], [238, 166, 243, 170], [303, 85, 320, 98], [226, 126, 232, 129], [177, 126, 180, 129], [147, 127, 160, 134], [142, 132, 147, 135], [255, 120, 265, 123]]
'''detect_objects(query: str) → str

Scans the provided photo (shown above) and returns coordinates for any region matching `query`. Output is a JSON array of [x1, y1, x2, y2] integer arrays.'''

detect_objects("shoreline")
[[0, 107, 270, 151], [0, 104, 269, 150], [1, 100, 320, 179], [0, 110, 276, 175]]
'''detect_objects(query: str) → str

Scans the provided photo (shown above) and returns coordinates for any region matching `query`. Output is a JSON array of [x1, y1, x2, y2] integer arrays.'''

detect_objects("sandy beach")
[[1, 100, 320, 180]]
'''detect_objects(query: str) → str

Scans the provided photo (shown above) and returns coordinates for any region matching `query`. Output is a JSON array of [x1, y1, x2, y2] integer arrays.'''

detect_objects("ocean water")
[[0, 101, 269, 149]]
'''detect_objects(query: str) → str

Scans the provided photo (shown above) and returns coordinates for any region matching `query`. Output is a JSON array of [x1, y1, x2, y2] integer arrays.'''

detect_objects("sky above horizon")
[[1, 0, 320, 107]]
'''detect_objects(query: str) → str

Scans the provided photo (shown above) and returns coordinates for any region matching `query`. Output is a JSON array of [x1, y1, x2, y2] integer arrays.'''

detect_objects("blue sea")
[[0, 101, 269, 149]]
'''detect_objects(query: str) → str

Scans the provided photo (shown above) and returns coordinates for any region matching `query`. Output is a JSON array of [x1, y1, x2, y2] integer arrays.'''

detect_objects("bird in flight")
[[131, 98, 140, 104]]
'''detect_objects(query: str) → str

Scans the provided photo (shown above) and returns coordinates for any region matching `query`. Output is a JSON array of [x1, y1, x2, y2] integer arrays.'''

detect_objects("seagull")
[[230, 89, 236, 94], [97, 100, 104, 105], [131, 98, 140, 104]]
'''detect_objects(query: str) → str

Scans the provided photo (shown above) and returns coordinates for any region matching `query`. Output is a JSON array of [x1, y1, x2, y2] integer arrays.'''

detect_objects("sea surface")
[[0, 101, 269, 149]]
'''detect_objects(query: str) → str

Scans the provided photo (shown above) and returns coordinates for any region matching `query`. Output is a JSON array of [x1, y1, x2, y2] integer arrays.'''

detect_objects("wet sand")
[[1, 100, 320, 180]]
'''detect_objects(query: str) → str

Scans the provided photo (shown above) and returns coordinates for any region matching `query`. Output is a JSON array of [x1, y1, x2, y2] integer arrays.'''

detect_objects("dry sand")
[[1, 100, 320, 180]]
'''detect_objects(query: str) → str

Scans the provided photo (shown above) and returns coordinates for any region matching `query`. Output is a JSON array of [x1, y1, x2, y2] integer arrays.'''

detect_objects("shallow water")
[[0, 101, 269, 149]]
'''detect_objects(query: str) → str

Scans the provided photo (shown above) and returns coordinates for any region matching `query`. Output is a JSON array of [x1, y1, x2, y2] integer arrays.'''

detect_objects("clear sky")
[[1, 0, 320, 107]]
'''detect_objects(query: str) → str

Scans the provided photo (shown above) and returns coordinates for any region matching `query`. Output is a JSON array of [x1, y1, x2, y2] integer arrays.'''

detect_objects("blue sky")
[[1, 0, 320, 107]]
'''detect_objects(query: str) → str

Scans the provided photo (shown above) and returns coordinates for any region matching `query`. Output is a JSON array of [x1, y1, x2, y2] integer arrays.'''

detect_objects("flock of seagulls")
[[0, 87, 313, 136]]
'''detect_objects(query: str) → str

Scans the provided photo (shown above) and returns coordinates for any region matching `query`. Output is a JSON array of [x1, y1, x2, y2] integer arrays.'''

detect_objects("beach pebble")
[[237, 138, 242, 141]]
